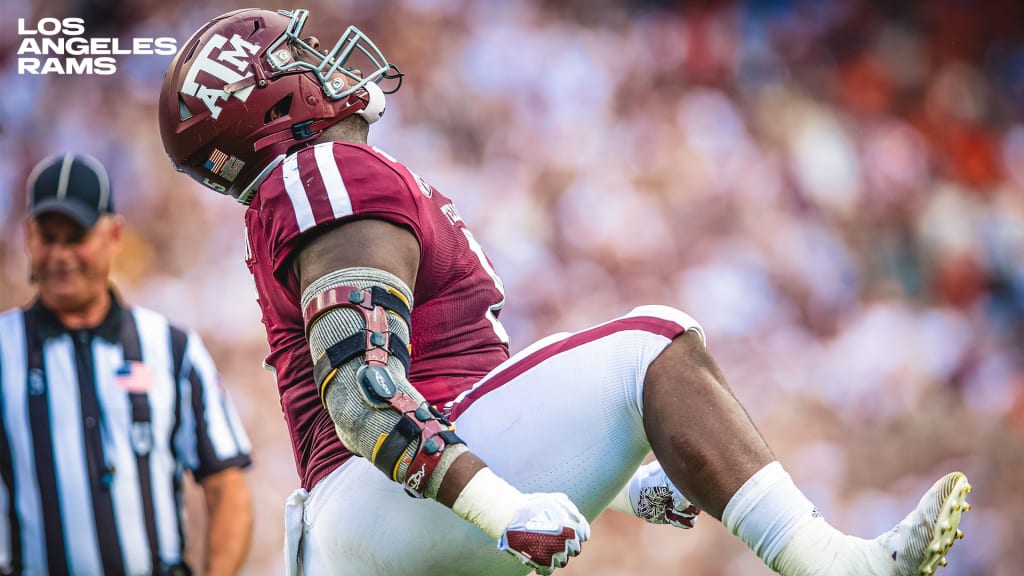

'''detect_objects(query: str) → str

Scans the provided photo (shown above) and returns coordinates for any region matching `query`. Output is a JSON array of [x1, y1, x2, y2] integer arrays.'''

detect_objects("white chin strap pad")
[[356, 81, 386, 125]]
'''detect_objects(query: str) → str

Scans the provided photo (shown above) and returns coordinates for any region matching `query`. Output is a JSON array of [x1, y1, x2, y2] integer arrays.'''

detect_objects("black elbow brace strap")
[[304, 284, 412, 401], [303, 284, 464, 497], [368, 387, 464, 496]]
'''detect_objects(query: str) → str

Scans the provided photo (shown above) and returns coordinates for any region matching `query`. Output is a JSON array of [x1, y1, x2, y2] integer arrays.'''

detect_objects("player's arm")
[[200, 467, 253, 576], [295, 217, 483, 500], [296, 218, 588, 574]]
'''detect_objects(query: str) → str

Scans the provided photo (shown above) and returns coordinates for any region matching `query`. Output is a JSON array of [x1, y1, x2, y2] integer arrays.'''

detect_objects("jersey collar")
[[29, 288, 125, 343]]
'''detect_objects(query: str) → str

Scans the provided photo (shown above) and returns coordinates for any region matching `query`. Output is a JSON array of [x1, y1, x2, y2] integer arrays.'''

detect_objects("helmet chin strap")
[[355, 81, 386, 125]]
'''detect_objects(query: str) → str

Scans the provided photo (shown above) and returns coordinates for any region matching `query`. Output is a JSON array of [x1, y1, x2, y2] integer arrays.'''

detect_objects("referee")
[[0, 154, 254, 575]]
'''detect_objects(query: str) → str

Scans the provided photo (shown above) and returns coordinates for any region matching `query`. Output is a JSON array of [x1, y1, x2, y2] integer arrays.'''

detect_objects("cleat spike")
[[905, 473, 972, 575]]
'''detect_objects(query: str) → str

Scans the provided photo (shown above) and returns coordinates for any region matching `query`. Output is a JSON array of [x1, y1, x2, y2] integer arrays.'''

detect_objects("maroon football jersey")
[[243, 142, 510, 490]]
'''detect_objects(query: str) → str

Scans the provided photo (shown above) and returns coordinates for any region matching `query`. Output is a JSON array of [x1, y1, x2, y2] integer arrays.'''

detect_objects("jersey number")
[[462, 228, 510, 344]]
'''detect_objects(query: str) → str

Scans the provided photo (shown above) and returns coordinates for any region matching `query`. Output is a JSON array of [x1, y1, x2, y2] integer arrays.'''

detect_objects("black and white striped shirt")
[[0, 294, 252, 575]]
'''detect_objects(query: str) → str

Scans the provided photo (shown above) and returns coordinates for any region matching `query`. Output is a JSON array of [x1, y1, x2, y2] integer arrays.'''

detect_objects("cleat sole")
[[915, 473, 972, 576]]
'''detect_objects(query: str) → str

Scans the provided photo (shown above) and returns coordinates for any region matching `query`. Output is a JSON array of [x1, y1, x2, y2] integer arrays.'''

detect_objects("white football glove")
[[498, 492, 591, 575], [616, 461, 701, 529]]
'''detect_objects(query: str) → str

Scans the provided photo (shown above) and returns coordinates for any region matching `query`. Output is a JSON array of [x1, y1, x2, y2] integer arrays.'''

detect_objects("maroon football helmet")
[[159, 8, 397, 204]]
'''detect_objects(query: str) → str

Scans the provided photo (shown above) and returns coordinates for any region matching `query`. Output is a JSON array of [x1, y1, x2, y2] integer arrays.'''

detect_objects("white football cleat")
[[774, 472, 972, 576], [888, 472, 972, 575]]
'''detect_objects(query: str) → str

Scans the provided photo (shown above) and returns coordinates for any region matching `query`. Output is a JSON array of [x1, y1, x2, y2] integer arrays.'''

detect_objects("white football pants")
[[286, 305, 704, 575]]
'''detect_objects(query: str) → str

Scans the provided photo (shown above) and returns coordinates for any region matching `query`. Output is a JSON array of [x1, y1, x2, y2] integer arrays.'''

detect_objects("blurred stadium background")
[[2, 0, 1023, 574]]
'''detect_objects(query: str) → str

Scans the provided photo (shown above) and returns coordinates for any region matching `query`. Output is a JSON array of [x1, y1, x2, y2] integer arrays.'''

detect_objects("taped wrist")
[[452, 467, 528, 540], [302, 267, 465, 497]]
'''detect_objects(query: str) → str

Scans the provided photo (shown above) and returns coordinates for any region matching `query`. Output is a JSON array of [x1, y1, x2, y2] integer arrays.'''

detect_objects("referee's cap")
[[27, 153, 114, 228]]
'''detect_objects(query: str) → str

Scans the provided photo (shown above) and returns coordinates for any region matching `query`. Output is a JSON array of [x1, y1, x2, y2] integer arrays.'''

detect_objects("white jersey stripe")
[[185, 334, 252, 460], [0, 473, 8, 570], [282, 154, 317, 232], [313, 143, 354, 219], [134, 308, 183, 560], [0, 311, 44, 571], [46, 336, 103, 574], [94, 337, 149, 573]]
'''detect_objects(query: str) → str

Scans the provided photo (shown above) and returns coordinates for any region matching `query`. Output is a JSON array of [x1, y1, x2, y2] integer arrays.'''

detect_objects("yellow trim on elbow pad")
[[386, 286, 411, 308], [367, 420, 412, 482], [392, 452, 408, 482], [319, 367, 340, 403], [371, 433, 388, 463]]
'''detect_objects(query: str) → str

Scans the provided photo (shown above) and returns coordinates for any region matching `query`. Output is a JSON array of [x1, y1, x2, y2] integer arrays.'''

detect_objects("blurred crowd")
[[2, 0, 1022, 574]]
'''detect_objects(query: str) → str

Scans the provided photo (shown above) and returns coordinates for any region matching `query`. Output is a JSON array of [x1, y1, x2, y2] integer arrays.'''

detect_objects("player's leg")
[[296, 306, 700, 575], [448, 305, 705, 520], [642, 321, 972, 576], [642, 328, 773, 518]]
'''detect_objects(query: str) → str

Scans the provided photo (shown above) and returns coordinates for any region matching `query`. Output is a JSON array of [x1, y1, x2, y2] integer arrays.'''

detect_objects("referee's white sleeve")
[[174, 331, 252, 480]]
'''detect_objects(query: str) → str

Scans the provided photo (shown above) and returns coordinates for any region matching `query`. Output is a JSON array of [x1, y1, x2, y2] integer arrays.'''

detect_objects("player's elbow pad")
[[302, 267, 465, 497]]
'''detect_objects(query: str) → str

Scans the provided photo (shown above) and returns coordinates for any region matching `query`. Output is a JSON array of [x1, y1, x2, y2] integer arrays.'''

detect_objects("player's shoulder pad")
[[326, 142, 411, 177], [316, 141, 422, 208]]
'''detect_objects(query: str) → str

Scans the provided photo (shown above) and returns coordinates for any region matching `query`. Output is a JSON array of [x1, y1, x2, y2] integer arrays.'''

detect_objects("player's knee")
[[644, 318, 727, 401]]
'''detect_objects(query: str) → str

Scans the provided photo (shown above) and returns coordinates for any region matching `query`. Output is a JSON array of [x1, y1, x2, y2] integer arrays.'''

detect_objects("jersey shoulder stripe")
[[312, 143, 353, 219], [257, 142, 425, 272]]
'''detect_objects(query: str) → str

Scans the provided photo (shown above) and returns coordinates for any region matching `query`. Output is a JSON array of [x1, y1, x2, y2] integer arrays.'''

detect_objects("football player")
[[158, 8, 971, 575]]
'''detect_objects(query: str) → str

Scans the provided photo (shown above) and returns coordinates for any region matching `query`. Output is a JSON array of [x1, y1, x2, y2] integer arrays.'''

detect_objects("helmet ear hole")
[[266, 94, 293, 123]]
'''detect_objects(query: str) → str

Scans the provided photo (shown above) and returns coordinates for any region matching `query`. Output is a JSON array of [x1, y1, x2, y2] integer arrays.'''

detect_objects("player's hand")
[[626, 461, 701, 529], [498, 492, 590, 575]]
